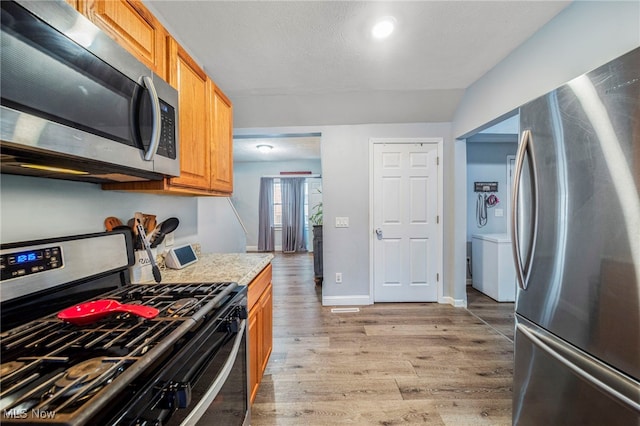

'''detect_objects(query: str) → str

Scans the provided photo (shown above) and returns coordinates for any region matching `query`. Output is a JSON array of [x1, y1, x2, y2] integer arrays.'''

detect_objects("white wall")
[[453, 0, 640, 138], [232, 159, 322, 249]]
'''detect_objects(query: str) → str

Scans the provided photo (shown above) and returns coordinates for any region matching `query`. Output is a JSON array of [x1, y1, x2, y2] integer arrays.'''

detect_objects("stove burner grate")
[[54, 357, 113, 388], [0, 282, 238, 424]]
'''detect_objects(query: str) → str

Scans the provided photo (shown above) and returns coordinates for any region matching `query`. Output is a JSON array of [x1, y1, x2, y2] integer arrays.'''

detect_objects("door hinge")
[[436, 215, 440, 224], [436, 273, 440, 282], [437, 156, 440, 166]]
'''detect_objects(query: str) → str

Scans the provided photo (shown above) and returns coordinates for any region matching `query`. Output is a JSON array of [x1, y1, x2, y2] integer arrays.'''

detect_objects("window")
[[272, 178, 309, 227], [273, 179, 282, 226]]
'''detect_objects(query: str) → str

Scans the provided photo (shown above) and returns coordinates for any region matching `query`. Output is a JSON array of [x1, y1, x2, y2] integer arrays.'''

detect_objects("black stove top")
[[0, 281, 239, 424], [1, 231, 248, 425]]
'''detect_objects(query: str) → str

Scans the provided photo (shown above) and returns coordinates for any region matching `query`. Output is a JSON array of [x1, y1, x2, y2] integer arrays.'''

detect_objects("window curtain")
[[281, 177, 307, 253], [258, 177, 274, 252]]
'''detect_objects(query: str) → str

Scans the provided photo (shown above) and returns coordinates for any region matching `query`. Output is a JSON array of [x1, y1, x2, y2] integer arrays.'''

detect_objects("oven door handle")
[[180, 319, 246, 426]]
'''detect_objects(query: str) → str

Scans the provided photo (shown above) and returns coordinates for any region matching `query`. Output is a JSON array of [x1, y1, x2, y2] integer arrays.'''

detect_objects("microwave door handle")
[[141, 76, 161, 161]]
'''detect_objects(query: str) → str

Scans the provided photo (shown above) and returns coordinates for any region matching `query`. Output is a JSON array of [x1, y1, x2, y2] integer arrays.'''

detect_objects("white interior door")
[[373, 142, 440, 302]]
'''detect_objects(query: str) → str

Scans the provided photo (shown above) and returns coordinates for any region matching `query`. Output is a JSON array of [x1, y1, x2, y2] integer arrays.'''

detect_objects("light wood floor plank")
[[251, 400, 447, 425], [250, 253, 515, 425]]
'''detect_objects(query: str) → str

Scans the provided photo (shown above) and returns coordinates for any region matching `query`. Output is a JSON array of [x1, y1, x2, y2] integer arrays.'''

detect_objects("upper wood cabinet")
[[210, 83, 234, 193], [167, 40, 211, 191], [79, 0, 167, 79], [90, 1, 235, 196]]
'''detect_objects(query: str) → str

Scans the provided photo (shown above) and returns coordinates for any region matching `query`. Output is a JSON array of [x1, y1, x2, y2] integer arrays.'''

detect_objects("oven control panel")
[[1, 246, 63, 280]]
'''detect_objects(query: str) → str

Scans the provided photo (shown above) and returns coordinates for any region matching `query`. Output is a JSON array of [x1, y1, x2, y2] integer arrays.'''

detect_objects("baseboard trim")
[[322, 295, 372, 306], [441, 296, 467, 308], [246, 246, 314, 254], [466, 279, 473, 286]]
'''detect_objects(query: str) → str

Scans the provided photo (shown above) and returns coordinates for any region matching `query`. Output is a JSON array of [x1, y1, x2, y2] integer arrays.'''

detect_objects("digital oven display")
[[15, 251, 39, 264], [1, 246, 62, 280]]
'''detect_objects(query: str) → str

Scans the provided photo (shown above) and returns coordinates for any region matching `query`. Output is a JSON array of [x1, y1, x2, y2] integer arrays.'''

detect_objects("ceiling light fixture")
[[257, 144, 273, 153], [372, 16, 396, 40]]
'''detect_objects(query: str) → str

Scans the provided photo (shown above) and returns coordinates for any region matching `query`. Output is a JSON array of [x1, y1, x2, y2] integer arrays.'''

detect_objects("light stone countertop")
[[155, 253, 273, 286]]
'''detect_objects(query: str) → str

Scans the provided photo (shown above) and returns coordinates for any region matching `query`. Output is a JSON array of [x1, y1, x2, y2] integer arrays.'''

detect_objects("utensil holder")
[[129, 248, 158, 283]]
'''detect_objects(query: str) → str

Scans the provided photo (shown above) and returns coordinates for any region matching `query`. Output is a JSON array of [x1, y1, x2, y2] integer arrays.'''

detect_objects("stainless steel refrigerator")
[[512, 47, 640, 425]]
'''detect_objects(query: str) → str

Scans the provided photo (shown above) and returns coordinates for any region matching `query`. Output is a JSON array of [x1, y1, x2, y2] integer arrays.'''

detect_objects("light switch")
[[495, 209, 504, 217], [335, 217, 349, 228]]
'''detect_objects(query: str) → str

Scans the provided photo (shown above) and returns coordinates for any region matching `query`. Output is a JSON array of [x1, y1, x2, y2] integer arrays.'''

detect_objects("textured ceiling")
[[142, 0, 571, 158], [234, 135, 321, 163]]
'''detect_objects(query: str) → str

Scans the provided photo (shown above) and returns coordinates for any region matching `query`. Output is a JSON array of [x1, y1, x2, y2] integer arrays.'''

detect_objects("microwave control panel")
[[157, 100, 177, 160], [1, 246, 63, 281]]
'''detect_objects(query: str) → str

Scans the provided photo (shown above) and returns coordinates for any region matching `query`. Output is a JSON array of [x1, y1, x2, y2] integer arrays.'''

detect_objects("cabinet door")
[[259, 284, 273, 375], [81, 0, 166, 78], [209, 84, 233, 193], [167, 40, 211, 190], [248, 306, 261, 404]]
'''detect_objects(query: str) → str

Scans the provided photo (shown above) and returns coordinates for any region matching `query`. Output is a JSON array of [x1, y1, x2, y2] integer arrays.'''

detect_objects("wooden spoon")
[[127, 218, 137, 236], [104, 217, 123, 231], [143, 214, 157, 234]]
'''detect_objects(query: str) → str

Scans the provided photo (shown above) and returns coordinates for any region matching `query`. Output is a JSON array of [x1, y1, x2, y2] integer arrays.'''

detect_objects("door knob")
[[375, 228, 383, 240]]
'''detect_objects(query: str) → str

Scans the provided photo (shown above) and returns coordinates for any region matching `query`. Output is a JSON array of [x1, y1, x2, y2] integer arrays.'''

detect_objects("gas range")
[[0, 231, 249, 425]]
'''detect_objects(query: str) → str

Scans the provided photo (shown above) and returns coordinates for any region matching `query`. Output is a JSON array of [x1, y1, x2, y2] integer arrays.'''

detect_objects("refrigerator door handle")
[[518, 322, 640, 413], [511, 129, 538, 290]]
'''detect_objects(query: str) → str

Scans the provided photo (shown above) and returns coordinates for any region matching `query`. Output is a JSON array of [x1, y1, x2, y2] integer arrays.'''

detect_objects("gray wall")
[[233, 1, 639, 307], [466, 142, 518, 240], [0, 174, 244, 253], [453, 0, 639, 297], [2, 0, 636, 309], [232, 159, 322, 249], [235, 123, 459, 306], [197, 197, 247, 253], [453, 0, 640, 138], [322, 123, 457, 305]]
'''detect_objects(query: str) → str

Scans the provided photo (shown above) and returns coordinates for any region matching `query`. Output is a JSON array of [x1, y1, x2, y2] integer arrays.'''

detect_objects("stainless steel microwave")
[[0, 0, 180, 183]]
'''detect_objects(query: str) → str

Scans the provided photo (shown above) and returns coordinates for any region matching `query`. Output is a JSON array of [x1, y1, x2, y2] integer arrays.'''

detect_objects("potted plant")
[[309, 201, 323, 285]]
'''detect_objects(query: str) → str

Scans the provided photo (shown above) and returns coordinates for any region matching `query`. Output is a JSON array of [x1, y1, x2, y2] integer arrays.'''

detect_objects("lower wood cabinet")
[[248, 264, 273, 404]]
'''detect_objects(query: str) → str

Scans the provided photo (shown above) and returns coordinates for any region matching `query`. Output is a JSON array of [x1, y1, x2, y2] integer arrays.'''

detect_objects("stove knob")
[[175, 382, 192, 408], [227, 318, 239, 333], [237, 306, 248, 319], [160, 382, 191, 411], [160, 387, 177, 410], [161, 382, 192, 410]]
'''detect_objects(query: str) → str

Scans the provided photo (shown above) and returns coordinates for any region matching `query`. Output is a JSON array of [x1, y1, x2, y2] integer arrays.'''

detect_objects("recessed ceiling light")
[[256, 144, 273, 153], [372, 16, 396, 39]]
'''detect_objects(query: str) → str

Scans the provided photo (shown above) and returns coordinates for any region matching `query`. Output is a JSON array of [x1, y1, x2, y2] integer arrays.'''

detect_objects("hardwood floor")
[[250, 253, 515, 425]]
